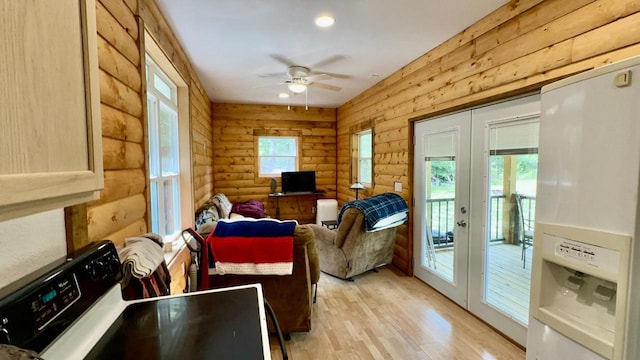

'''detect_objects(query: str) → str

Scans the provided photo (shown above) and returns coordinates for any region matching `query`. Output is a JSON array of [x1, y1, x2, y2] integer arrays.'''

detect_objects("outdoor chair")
[[515, 193, 534, 268]]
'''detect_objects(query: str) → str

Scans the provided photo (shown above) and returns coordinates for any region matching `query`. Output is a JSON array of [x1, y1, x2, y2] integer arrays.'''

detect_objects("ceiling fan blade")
[[253, 81, 287, 89], [258, 72, 289, 79], [309, 82, 341, 92], [269, 54, 295, 67], [311, 55, 347, 69], [310, 71, 352, 79], [305, 73, 332, 82]]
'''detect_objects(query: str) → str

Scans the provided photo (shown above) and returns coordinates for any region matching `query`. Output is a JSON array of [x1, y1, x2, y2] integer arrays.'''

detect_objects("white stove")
[[0, 241, 271, 359]]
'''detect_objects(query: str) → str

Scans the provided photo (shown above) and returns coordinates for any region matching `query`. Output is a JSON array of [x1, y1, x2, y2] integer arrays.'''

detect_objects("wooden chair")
[[515, 193, 534, 268]]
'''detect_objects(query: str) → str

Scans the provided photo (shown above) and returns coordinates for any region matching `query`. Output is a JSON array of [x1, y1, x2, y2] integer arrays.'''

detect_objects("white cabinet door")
[[0, 0, 102, 220]]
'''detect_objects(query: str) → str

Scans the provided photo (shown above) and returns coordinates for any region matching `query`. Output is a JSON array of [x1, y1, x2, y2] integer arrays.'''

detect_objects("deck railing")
[[427, 194, 533, 248]]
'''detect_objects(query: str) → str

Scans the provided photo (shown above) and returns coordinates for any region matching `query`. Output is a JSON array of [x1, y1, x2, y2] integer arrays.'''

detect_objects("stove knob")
[[88, 261, 111, 279], [84, 263, 98, 279], [109, 259, 122, 276], [94, 261, 109, 279]]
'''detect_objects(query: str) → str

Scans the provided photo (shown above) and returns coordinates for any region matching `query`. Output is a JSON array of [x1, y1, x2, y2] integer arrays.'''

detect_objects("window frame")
[[144, 32, 193, 245], [352, 129, 373, 187], [257, 136, 299, 178], [146, 56, 181, 239]]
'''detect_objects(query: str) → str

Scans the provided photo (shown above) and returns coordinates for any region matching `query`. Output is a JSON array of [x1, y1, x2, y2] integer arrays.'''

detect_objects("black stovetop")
[[85, 286, 266, 359]]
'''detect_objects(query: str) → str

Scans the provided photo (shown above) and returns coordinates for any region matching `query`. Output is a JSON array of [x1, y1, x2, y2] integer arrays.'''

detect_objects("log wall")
[[211, 104, 336, 224], [84, 0, 213, 247], [88, 0, 146, 246], [337, 0, 640, 274]]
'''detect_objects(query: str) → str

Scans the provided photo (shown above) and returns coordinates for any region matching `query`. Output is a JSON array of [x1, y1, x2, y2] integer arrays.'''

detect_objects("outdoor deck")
[[433, 242, 532, 323]]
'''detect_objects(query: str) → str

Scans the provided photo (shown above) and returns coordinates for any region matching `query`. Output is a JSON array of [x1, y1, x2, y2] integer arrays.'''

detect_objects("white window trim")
[[356, 129, 373, 187], [145, 31, 193, 246]]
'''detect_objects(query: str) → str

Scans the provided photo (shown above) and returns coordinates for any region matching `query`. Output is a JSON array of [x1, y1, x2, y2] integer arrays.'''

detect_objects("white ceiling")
[[154, 0, 509, 108]]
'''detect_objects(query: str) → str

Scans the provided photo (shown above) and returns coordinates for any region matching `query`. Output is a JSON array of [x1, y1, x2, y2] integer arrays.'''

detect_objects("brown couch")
[[310, 207, 401, 280], [195, 195, 319, 334], [206, 224, 319, 334]]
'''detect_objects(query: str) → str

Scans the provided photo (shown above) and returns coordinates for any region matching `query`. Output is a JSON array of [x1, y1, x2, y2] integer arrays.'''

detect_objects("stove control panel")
[[0, 240, 122, 353], [30, 273, 81, 330]]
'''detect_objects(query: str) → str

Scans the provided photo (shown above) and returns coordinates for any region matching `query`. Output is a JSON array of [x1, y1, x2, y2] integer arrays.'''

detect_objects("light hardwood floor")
[[432, 243, 533, 324], [269, 267, 525, 359]]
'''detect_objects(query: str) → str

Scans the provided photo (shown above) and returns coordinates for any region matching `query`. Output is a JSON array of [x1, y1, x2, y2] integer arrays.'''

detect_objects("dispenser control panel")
[[544, 234, 621, 275], [556, 241, 595, 261]]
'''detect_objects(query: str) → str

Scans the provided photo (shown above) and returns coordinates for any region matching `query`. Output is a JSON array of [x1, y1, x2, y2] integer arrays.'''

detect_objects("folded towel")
[[208, 218, 296, 275], [118, 236, 165, 279]]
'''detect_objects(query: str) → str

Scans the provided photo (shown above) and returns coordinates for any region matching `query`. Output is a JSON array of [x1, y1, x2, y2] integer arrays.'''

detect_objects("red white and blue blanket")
[[208, 219, 296, 276]]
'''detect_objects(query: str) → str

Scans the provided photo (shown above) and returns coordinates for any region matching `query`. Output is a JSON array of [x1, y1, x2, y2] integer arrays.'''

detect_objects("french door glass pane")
[[423, 129, 458, 283], [484, 122, 538, 325]]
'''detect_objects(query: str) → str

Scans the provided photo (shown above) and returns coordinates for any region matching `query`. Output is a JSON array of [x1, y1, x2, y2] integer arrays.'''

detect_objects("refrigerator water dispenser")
[[530, 223, 631, 359]]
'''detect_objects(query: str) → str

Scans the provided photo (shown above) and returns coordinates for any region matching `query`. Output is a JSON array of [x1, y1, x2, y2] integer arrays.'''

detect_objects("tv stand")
[[269, 190, 326, 219]]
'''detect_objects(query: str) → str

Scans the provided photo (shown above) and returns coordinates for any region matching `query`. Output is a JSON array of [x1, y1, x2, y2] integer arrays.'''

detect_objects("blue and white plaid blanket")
[[338, 193, 408, 231]]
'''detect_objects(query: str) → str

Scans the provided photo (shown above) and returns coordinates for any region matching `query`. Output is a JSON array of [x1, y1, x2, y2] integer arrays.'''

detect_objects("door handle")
[[456, 220, 467, 227]]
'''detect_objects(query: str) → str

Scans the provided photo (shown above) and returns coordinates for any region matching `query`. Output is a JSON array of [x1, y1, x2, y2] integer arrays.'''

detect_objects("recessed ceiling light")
[[315, 15, 335, 28], [279, 92, 289, 98]]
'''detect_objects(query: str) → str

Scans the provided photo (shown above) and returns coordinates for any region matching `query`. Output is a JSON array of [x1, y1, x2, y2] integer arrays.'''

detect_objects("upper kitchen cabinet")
[[0, 0, 103, 221]]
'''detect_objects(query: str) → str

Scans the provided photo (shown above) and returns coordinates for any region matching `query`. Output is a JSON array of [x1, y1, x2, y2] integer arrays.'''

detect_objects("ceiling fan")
[[260, 55, 351, 95], [283, 65, 341, 94]]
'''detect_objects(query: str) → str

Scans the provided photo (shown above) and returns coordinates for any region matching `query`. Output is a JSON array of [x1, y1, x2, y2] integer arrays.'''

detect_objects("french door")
[[413, 111, 471, 308], [414, 94, 540, 346], [468, 95, 540, 346]]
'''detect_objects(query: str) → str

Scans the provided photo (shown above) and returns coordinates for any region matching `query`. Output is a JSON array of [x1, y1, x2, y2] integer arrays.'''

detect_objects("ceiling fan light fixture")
[[314, 15, 335, 28], [288, 82, 307, 93]]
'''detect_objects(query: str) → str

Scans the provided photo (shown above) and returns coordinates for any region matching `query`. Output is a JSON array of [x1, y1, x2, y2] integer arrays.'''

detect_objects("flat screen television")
[[281, 171, 316, 194]]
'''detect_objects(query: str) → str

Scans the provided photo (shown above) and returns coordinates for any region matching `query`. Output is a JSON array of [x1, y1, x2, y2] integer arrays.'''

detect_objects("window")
[[258, 136, 298, 177], [146, 56, 181, 238], [353, 130, 372, 185]]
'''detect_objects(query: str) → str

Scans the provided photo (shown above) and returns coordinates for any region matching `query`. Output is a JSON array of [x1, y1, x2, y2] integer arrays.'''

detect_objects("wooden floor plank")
[[270, 267, 525, 359]]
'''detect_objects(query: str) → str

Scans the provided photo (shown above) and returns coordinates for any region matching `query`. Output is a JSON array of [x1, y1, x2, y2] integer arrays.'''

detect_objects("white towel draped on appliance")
[[118, 237, 165, 278]]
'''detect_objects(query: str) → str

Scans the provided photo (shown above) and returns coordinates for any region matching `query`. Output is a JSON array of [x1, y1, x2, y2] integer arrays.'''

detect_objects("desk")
[[269, 190, 325, 219]]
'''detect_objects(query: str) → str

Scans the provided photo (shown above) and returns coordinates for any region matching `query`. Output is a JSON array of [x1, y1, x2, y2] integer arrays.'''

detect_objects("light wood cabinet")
[[0, 0, 103, 221]]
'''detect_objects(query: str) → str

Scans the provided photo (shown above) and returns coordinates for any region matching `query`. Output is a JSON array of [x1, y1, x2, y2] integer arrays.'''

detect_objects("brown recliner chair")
[[310, 207, 403, 280]]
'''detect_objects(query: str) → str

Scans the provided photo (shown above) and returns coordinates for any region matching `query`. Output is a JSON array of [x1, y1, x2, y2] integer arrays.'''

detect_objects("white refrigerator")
[[526, 56, 640, 360]]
